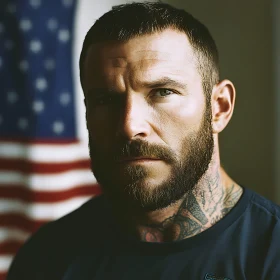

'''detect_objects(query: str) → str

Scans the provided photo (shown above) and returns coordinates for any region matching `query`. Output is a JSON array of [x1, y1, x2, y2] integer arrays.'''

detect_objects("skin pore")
[[83, 28, 243, 242]]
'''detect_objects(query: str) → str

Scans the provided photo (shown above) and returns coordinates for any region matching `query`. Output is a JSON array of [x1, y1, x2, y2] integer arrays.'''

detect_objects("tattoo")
[[181, 193, 208, 225], [139, 179, 243, 242], [175, 216, 203, 240], [222, 207, 231, 216], [140, 193, 209, 242], [211, 214, 223, 225], [209, 184, 242, 226], [141, 229, 162, 242], [201, 191, 206, 207], [224, 184, 243, 209]]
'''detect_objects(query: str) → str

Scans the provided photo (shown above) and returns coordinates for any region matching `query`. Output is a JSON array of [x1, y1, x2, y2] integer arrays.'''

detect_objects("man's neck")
[[110, 163, 243, 243]]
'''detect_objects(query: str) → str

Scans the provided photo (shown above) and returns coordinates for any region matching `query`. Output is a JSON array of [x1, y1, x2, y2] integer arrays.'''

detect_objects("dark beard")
[[88, 100, 214, 212]]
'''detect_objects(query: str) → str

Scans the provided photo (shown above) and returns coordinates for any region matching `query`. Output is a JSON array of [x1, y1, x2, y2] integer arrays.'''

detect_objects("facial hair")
[[88, 99, 214, 212]]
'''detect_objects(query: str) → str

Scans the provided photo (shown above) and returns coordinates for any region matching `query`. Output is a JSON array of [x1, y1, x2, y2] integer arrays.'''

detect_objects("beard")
[[88, 99, 214, 212]]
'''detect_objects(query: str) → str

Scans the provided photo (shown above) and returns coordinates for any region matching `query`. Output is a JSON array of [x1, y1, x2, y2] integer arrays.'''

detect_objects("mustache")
[[113, 138, 176, 163]]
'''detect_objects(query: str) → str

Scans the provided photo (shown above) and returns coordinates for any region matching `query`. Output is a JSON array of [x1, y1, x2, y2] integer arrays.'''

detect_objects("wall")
[[273, 0, 280, 203]]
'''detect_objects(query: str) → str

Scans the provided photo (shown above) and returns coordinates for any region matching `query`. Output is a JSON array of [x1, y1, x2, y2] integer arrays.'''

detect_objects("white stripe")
[[0, 169, 96, 191], [0, 228, 29, 243], [0, 196, 92, 220], [0, 255, 13, 273], [0, 142, 90, 162]]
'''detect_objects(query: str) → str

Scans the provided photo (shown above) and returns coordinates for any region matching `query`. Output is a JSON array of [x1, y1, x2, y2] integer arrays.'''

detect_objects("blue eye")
[[153, 89, 174, 98]]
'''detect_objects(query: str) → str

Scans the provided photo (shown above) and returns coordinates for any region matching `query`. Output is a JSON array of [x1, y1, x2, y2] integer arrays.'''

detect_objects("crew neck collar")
[[107, 186, 253, 255]]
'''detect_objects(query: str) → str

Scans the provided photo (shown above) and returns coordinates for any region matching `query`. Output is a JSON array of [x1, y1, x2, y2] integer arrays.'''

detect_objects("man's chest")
[[61, 251, 260, 280]]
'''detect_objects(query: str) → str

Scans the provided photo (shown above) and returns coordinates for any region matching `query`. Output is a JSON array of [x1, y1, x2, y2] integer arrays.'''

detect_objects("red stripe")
[[0, 213, 50, 233], [0, 272, 7, 280], [0, 192, 101, 232], [0, 138, 80, 144], [0, 184, 101, 203], [0, 158, 91, 174], [0, 240, 24, 255]]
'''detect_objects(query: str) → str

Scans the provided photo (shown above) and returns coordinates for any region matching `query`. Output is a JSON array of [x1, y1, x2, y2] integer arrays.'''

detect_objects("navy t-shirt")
[[7, 186, 280, 280]]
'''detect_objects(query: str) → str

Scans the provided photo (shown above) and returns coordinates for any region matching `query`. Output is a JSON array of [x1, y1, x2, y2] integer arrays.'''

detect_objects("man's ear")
[[211, 79, 236, 134]]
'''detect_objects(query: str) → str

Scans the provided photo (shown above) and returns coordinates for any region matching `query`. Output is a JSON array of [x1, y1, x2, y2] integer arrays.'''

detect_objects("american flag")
[[0, 0, 100, 279]]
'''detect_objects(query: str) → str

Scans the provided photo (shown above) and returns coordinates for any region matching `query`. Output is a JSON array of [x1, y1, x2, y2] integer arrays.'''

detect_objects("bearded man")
[[7, 2, 280, 280]]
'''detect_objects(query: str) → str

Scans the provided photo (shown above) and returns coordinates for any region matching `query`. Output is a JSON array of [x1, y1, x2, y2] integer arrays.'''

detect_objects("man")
[[7, 2, 280, 280]]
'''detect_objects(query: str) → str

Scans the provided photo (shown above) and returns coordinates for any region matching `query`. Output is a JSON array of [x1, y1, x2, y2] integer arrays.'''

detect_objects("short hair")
[[79, 1, 220, 99]]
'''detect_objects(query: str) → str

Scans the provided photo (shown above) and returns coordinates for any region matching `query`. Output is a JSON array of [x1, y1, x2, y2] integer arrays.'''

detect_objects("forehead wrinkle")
[[109, 58, 173, 70], [132, 50, 173, 61], [135, 50, 171, 54], [111, 57, 128, 68], [114, 49, 173, 60], [129, 62, 193, 80]]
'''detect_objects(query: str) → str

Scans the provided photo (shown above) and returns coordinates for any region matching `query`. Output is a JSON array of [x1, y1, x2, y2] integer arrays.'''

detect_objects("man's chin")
[[98, 179, 188, 212]]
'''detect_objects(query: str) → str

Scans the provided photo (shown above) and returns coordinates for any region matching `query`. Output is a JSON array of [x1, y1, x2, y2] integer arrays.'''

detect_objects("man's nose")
[[116, 95, 151, 140]]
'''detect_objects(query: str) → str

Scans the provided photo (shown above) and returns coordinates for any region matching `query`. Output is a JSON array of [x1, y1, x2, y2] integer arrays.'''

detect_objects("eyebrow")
[[87, 77, 187, 96], [140, 77, 188, 91]]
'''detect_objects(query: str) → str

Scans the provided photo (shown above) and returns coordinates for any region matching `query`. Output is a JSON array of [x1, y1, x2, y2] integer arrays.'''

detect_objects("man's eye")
[[93, 89, 174, 106], [152, 89, 175, 98]]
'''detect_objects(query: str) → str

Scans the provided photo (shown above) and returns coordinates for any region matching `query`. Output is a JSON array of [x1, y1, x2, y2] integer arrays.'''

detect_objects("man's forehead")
[[87, 49, 187, 65], [85, 29, 196, 67]]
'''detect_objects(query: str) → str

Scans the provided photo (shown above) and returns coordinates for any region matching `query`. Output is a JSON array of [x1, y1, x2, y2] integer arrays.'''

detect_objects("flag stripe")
[[0, 256, 13, 273], [0, 214, 48, 233], [0, 142, 90, 162], [0, 196, 92, 220], [0, 158, 91, 174], [0, 185, 100, 203], [0, 170, 95, 191], [0, 138, 82, 144], [0, 241, 23, 255], [0, 272, 7, 280], [0, 228, 30, 243]]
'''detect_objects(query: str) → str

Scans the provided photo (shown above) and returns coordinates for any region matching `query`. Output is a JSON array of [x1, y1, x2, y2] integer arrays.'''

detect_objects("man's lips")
[[117, 157, 160, 163]]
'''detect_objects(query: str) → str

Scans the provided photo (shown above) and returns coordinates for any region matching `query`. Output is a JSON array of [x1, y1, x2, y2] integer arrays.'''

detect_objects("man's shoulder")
[[247, 188, 280, 221], [7, 194, 108, 280], [50, 194, 105, 227], [31, 194, 107, 245], [243, 188, 280, 278]]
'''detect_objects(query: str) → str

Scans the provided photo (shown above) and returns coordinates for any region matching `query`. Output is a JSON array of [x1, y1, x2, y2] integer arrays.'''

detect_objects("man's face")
[[83, 29, 214, 212]]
